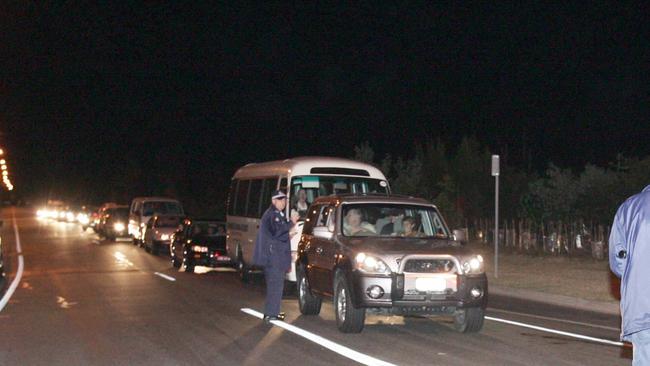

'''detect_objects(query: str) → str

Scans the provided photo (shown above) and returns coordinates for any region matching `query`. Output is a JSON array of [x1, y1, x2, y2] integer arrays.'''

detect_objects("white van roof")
[[233, 156, 386, 180]]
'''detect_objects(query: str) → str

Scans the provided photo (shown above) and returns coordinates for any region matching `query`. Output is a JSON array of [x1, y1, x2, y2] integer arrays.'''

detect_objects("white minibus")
[[226, 156, 390, 288]]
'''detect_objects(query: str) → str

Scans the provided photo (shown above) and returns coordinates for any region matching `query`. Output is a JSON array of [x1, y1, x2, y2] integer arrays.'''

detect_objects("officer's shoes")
[[263, 312, 285, 324]]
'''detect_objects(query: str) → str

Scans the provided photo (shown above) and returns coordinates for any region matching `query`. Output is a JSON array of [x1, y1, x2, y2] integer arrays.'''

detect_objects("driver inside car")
[[343, 208, 376, 236]]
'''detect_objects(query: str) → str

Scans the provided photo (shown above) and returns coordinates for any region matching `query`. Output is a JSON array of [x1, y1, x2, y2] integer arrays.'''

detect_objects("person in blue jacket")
[[253, 190, 298, 323], [610, 185, 650, 365]]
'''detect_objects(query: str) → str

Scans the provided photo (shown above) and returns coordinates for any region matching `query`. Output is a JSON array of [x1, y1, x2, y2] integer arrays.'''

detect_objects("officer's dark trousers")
[[264, 265, 284, 316]]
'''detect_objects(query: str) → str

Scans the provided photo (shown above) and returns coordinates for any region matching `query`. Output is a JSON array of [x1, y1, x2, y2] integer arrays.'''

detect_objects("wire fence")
[[469, 218, 609, 260]]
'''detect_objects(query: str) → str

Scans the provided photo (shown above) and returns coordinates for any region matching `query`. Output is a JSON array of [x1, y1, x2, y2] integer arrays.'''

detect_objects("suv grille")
[[403, 259, 455, 273]]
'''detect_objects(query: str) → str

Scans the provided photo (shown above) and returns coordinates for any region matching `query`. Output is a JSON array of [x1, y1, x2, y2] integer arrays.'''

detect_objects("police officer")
[[610, 185, 650, 365], [252, 190, 297, 323]]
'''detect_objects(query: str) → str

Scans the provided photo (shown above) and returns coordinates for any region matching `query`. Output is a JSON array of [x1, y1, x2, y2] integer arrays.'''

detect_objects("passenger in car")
[[402, 216, 423, 237], [343, 208, 376, 236], [292, 189, 310, 219], [375, 209, 404, 235]]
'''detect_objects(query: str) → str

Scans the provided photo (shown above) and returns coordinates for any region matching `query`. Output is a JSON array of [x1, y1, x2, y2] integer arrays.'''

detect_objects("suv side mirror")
[[313, 226, 333, 240]]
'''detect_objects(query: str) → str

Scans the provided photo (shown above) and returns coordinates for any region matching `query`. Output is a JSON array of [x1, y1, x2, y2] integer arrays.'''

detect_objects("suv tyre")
[[297, 267, 321, 315], [334, 274, 365, 333], [453, 307, 484, 333]]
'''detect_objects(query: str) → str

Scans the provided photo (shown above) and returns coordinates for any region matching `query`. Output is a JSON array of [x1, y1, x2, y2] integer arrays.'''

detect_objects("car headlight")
[[355, 253, 391, 274], [78, 214, 90, 224], [461, 255, 484, 274], [113, 222, 125, 232], [191, 245, 208, 253]]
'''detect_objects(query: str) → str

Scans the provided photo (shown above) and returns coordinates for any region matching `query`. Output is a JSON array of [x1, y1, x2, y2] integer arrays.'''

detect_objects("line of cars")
[[37, 197, 234, 274]]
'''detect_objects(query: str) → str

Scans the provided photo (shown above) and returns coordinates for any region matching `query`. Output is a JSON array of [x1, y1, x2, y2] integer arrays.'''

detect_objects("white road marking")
[[241, 308, 396, 366], [0, 209, 25, 312], [488, 308, 620, 331], [485, 316, 627, 347], [56, 296, 78, 309], [154, 272, 176, 282], [113, 251, 135, 267]]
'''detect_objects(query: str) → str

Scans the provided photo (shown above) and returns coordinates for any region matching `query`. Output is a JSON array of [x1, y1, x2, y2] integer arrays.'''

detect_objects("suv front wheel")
[[297, 267, 321, 315], [453, 307, 484, 333], [334, 274, 365, 333]]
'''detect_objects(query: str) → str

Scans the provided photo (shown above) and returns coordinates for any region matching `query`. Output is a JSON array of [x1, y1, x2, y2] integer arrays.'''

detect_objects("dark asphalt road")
[[0, 208, 631, 365]]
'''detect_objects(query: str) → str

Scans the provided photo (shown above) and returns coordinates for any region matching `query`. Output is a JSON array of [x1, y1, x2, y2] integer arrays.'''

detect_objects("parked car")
[[170, 218, 231, 273], [296, 194, 488, 333], [129, 197, 184, 245], [99, 206, 130, 241], [143, 215, 183, 255]]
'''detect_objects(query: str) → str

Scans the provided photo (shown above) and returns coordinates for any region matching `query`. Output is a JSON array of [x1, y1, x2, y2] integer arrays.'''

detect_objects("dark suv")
[[296, 194, 487, 333]]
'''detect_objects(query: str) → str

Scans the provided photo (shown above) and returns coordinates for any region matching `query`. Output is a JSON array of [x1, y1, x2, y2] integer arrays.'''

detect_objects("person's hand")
[[290, 210, 300, 224]]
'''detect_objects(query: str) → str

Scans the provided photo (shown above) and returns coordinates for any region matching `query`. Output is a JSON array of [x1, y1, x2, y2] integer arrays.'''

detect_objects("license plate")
[[194, 254, 202, 259], [216, 256, 231, 261], [415, 277, 447, 292]]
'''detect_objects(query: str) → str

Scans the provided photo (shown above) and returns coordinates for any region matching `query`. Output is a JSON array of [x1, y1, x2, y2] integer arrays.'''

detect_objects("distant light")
[[0, 149, 4, 155], [0, 159, 6, 164], [8, 186, 13, 191], [1, 166, 7, 171]]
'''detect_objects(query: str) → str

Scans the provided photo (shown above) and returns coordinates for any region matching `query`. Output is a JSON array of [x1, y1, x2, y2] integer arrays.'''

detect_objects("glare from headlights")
[[77, 213, 90, 225], [113, 222, 126, 232]]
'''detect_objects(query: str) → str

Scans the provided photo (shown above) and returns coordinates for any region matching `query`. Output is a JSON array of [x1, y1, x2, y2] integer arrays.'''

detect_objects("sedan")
[[170, 218, 231, 273]]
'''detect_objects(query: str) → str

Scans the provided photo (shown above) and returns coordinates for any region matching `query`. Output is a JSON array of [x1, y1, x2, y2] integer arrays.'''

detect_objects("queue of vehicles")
[[35, 156, 488, 334]]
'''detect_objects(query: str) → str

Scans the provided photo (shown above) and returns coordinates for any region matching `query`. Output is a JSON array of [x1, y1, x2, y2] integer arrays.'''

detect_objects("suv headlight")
[[461, 255, 484, 274], [355, 253, 391, 274], [113, 222, 125, 232]]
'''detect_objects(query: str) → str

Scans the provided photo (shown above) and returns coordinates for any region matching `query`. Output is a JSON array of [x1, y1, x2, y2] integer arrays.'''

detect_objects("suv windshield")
[[341, 204, 450, 238], [156, 216, 181, 228], [290, 176, 389, 219], [107, 208, 129, 219], [191, 221, 226, 237]]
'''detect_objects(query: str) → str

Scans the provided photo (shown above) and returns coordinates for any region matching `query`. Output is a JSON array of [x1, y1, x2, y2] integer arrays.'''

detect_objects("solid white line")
[[154, 272, 176, 282], [0, 210, 25, 312], [240, 308, 396, 366], [485, 316, 626, 347], [488, 308, 620, 332]]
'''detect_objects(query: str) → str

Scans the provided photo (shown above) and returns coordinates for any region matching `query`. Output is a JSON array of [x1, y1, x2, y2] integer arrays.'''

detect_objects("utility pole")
[[491, 155, 500, 278]]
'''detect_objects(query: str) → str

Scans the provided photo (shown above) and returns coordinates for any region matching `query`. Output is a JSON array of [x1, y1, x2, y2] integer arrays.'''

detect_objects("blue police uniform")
[[610, 185, 650, 364], [253, 201, 292, 318]]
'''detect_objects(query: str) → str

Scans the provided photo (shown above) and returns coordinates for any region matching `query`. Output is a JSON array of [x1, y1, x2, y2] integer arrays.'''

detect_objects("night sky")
[[1, 3, 649, 202]]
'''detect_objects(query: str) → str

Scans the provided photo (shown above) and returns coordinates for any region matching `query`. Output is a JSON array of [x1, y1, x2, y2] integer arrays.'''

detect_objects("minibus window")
[[247, 179, 263, 218], [234, 180, 250, 216]]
